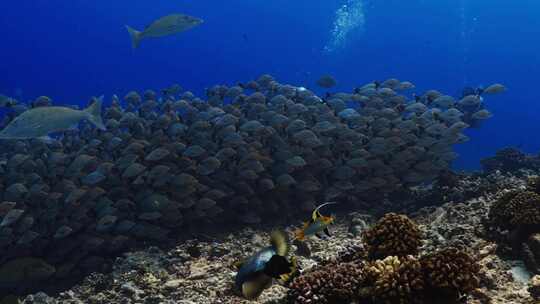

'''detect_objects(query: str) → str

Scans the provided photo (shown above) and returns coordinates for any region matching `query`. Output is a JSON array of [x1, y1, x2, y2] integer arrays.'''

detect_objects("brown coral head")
[[287, 261, 367, 304], [420, 247, 480, 298], [362, 213, 422, 260], [367, 255, 425, 304], [488, 190, 540, 230]]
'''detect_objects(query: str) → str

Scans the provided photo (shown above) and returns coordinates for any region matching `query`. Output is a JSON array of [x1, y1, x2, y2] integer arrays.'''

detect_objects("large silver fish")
[[126, 14, 203, 49], [0, 96, 105, 139]]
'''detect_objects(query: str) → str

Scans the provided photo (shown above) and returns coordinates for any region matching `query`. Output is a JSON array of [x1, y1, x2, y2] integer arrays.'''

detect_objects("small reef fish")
[[234, 230, 297, 299], [0, 96, 105, 139], [126, 14, 203, 49], [294, 202, 337, 241]]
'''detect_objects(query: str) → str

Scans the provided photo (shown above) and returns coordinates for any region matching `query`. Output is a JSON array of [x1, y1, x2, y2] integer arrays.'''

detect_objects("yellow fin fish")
[[234, 230, 297, 299], [294, 202, 337, 241]]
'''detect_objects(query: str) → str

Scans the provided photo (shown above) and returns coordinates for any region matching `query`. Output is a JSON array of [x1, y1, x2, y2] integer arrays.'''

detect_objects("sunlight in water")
[[324, 0, 366, 53]]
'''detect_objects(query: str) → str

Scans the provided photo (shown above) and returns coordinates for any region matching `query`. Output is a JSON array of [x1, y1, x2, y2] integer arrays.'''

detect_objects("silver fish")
[[0, 96, 105, 139], [126, 14, 203, 49]]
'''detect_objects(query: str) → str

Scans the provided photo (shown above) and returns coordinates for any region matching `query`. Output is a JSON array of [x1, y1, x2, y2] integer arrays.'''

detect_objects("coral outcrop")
[[485, 176, 540, 276], [287, 261, 367, 304], [367, 255, 425, 303], [362, 213, 422, 259], [488, 190, 540, 229], [420, 247, 480, 298], [481, 147, 540, 174], [287, 213, 480, 304]]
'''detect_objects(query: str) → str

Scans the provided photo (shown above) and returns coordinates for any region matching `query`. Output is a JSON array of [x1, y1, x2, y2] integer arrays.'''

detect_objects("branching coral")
[[420, 247, 480, 298], [362, 213, 422, 259]]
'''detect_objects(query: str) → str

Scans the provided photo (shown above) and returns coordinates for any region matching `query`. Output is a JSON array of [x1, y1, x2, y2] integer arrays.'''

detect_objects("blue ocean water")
[[1, 0, 539, 169]]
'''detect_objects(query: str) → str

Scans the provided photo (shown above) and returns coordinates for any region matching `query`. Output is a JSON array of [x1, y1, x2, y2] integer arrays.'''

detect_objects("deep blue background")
[[1, 1, 538, 169]]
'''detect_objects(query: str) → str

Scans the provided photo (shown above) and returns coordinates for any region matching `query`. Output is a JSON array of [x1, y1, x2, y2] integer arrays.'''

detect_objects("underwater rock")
[[363, 213, 422, 259]]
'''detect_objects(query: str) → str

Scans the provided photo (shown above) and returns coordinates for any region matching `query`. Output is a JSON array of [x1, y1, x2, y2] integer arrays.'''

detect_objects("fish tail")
[[125, 25, 141, 49], [84, 96, 106, 131]]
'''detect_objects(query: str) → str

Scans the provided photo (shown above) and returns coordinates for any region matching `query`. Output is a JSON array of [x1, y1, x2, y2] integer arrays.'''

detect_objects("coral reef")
[[484, 178, 540, 275], [487, 176, 540, 231], [287, 244, 479, 304], [420, 247, 480, 298], [481, 147, 540, 174], [0, 75, 495, 294], [362, 213, 422, 259], [367, 255, 424, 303], [287, 214, 480, 304], [287, 261, 367, 304], [488, 190, 540, 230], [16, 172, 540, 303], [485, 176, 540, 260]]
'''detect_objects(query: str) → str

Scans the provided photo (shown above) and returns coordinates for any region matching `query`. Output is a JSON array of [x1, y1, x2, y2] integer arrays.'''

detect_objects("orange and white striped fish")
[[294, 202, 337, 241]]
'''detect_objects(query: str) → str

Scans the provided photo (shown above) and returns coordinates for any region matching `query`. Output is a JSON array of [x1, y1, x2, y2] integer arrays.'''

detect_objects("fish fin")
[[315, 233, 323, 239], [242, 273, 272, 299], [313, 202, 338, 220], [278, 256, 298, 285], [270, 230, 289, 256], [126, 25, 142, 49], [311, 210, 317, 221], [324, 227, 331, 237], [312, 202, 337, 219], [84, 96, 106, 131]]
